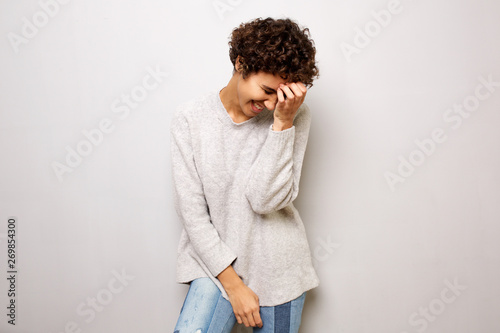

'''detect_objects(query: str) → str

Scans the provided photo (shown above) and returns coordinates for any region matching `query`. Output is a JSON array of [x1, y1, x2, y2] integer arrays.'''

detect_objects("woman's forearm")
[[217, 264, 263, 328], [217, 265, 244, 292]]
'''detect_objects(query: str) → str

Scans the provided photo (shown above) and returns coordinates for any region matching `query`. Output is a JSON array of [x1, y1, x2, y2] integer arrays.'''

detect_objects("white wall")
[[1, 0, 499, 332]]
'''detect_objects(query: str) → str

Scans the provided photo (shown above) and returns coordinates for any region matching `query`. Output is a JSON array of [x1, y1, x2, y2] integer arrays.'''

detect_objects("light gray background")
[[1, 0, 499, 332]]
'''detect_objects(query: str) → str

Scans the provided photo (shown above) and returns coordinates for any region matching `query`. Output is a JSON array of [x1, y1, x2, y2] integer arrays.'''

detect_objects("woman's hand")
[[273, 82, 308, 131], [217, 265, 263, 328], [226, 282, 263, 328]]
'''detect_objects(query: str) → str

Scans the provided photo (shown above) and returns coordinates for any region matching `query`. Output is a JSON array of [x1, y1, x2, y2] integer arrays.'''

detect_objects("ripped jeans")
[[174, 277, 306, 333]]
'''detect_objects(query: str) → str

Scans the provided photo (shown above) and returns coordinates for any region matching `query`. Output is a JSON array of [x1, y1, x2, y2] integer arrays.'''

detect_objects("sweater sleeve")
[[170, 107, 237, 277], [244, 104, 312, 215]]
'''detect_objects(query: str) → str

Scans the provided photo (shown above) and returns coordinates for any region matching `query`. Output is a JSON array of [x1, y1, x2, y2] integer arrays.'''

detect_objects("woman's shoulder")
[[171, 91, 220, 135], [175, 91, 218, 118]]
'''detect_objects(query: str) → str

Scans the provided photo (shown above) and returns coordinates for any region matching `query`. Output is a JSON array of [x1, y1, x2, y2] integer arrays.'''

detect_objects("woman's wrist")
[[272, 119, 293, 131], [217, 265, 244, 293]]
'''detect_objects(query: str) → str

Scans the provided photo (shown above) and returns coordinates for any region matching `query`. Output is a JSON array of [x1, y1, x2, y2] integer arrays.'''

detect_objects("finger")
[[297, 81, 307, 93], [253, 311, 263, 328], [236, 315, 242, 325], [287, 82, 304, 98], [242, 316, 250, 328], [280, 84, 294, 100], [277, 87, 286, 103], [247, 313, 256, 327]]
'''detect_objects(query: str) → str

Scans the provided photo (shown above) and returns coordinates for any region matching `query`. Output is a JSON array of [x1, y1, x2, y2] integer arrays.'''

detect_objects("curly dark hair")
[[228, 17, 319, 87]]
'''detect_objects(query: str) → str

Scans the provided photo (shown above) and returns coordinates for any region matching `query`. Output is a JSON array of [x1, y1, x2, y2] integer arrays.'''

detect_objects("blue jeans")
[[174, 277, 306, 333]]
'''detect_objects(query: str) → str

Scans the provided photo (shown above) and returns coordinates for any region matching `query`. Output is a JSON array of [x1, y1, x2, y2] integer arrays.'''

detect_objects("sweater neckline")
[[215, 88, 271, 127]]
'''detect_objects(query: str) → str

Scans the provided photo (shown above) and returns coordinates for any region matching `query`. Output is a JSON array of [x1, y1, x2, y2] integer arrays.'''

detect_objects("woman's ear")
[[235, 55, 243, 72]]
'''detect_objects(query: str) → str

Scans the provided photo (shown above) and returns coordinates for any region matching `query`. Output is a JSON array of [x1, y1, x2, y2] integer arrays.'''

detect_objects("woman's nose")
[[265, 97, 278, 110]]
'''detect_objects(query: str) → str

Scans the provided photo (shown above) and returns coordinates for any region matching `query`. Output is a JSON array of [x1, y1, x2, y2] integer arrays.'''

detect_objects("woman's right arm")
[[217, 265, 263, 328], [171, 107, 262, 328], [170, 109, 237, 278]]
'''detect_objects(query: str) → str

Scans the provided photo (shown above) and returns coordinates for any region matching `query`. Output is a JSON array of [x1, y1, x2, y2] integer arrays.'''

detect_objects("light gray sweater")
[[170, 90, 319, 306]]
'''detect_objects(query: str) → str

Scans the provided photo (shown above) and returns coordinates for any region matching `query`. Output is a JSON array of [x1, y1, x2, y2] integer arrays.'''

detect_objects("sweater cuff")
[[267, 124, 296, 148], [204, 242, 238, 278], [270, 123, 295, 133]]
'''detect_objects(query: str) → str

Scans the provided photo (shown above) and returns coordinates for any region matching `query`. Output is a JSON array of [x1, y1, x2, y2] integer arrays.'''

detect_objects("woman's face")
[[235, 70, 288, 120]]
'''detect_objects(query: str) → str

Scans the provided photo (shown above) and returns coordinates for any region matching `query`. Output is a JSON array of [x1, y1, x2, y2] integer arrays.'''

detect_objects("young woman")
[[171, 17, 320, 333]]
